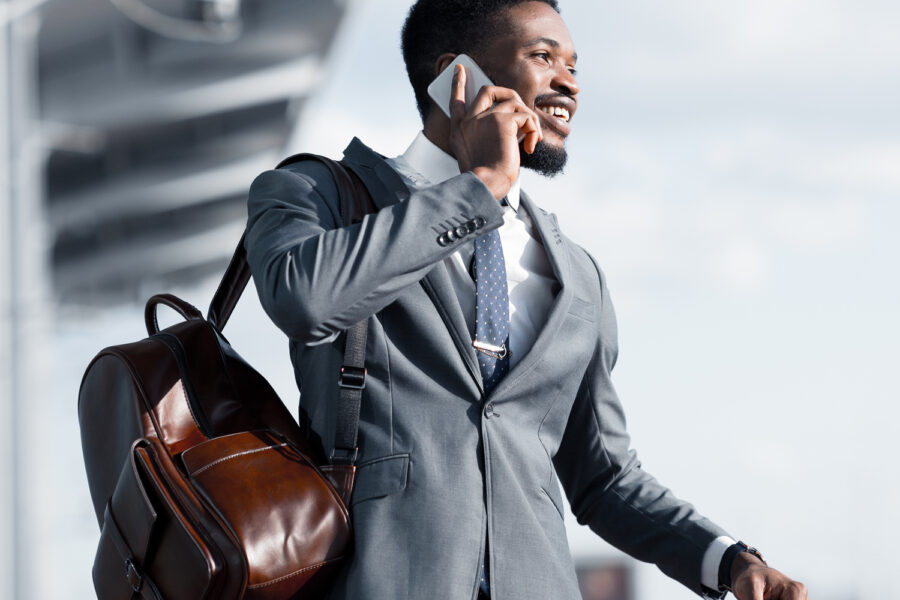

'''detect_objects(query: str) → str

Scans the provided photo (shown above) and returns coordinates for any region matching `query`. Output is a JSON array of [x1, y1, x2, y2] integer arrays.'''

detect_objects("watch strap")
[[719, 541, 767, 591]]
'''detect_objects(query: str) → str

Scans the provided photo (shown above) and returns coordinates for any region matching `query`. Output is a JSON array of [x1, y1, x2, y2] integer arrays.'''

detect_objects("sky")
[[285, 1, 900, 598], [36, 1, 900, 598]]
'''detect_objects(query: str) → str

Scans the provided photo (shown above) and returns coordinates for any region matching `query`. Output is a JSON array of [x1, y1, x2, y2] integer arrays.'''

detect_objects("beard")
[[519, 139, 568, 177]]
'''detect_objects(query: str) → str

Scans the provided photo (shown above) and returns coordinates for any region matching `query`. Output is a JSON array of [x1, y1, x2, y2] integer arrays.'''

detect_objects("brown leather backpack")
[[79, 156, 374, 599]]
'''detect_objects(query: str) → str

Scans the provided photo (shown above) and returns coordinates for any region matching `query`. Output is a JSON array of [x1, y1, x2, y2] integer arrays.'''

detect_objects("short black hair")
[[401, 0, 561, 121]]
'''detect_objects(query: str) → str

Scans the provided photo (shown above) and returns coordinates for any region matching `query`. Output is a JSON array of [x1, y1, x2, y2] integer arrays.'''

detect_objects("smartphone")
[[427, 54, 495, 119]]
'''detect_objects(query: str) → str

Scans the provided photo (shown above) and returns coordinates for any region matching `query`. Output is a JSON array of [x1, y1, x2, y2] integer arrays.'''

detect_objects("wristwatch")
[[718, 541, 767, 592]]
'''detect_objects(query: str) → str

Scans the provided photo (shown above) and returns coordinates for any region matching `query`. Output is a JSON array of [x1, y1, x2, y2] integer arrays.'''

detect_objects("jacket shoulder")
[[274, 156, 342, 200]]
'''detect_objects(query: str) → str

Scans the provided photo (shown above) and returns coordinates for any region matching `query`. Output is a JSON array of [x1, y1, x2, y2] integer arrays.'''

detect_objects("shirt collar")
[[395, 131, 521, 212]]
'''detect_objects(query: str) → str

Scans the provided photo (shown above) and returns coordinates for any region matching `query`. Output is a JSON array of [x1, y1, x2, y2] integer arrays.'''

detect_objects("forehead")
[[493, 2, 575, 54]]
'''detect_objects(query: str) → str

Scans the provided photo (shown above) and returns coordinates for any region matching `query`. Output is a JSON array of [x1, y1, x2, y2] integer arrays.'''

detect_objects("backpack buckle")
[[329, 447, 359, 465], [338, 366, 366, 390]]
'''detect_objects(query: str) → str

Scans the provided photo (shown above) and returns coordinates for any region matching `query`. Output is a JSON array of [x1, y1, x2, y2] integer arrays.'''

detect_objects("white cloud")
[[770, 199, 868, 251], [289, 104, 419, 160], [582, 0, 900, 86], [796, 140, 900, 191], [712, 239, 771, 291]]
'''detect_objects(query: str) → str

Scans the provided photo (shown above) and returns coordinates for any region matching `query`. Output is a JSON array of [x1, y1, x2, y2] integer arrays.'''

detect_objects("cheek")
[[517, 75, 545, 107], [493, 66, 540, 106]]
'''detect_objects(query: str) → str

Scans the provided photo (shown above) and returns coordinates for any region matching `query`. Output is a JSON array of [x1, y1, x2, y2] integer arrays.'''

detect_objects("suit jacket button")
[[484, 402, 496, 418], [446, 229, 458, 241], [455, 225, 468, 238], [437, 233, 450, 246], [473, 217, 486, 229]]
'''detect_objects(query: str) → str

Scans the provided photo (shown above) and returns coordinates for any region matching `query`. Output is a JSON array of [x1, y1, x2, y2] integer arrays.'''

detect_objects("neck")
[[422, 111, 454, 158]]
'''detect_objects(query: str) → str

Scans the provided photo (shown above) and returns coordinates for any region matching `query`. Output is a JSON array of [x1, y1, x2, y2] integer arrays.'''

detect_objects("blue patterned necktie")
[[473, 224, 510, 596], [472, 227, 511, 392]]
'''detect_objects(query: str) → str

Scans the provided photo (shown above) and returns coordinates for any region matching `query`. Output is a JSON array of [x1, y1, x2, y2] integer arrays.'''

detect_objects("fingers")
[[767, 581, 808, 600], [450, 64, 467, 123], [784, 581, 809, 599], [467, 84, 525, 115], [452, 78, 543, 151], [735, 572, 809, 600], [746, 577, 765, 600], [470, 90, 543, 152], [751, 582, 765, 600], [514, 112, 541, 154]]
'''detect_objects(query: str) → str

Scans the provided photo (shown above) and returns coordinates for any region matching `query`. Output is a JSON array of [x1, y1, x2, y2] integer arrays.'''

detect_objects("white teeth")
[[539, 105, 570, 122]]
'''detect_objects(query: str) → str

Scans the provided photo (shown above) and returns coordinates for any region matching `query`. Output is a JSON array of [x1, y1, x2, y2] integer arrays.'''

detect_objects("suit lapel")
[[342, 138, 484, 395], [489, 190, 573, 400], [341, 139, 577, 400], [420, 270, 484, 395]]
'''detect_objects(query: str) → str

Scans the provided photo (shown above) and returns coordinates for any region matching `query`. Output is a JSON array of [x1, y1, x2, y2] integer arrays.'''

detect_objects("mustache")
[[533, 92, 574, 106]]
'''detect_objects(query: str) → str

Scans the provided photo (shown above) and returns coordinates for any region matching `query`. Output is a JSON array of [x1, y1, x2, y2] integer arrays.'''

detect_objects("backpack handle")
[[145, 293, 204, 335]]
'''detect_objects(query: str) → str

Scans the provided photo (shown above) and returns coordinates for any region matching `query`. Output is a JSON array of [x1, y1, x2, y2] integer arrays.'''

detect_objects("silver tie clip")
[[472, 340, 508, 359]]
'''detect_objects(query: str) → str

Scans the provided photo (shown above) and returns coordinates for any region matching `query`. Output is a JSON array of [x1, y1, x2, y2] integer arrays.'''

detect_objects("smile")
[[537, 105, 570, 122], [534, 98, 575, 138]]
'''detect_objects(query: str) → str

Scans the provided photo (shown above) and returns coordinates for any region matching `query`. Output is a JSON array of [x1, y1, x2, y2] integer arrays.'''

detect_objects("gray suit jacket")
[[245, 138, 729, 600]]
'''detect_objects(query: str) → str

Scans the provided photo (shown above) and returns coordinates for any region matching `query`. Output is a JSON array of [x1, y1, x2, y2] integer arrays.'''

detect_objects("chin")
[[520, 140, 568, 177]]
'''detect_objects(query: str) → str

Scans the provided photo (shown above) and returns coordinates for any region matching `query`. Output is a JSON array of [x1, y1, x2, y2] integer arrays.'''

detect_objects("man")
[[245, 1, 809, 598]]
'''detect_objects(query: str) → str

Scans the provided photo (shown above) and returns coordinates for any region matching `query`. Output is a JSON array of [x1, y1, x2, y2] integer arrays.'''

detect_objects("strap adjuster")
[[330, 446, 359, 464], [338, 366, 367, 390]]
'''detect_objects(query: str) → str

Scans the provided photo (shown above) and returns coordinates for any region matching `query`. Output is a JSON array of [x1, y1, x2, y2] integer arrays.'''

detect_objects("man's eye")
[[533, 51, 551, 62]]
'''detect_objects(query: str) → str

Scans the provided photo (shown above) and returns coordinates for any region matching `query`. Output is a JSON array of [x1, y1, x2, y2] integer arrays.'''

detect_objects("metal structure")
[[1, 0, 351, 597], [42, 0, 347, 303]]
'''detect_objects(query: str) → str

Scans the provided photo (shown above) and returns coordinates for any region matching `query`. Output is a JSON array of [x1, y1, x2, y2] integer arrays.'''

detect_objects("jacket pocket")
[[350, 454, 410, 506]]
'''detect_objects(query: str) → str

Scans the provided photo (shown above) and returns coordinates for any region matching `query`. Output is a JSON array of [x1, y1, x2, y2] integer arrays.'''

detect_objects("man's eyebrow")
[[522, 37, 577, 62]]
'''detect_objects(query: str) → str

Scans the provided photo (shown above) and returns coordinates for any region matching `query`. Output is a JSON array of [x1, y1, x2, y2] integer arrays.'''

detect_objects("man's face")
[[477, 2, 579, 176]]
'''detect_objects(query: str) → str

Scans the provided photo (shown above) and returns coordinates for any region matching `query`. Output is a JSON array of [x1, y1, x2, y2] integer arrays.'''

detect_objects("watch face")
[[739, 541, 767, 565], [748, 546, 766, 564]]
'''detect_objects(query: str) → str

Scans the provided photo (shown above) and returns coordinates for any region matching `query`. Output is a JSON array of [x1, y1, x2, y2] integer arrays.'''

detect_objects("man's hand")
[[731, 552, 809, 599], [448, 64, 542, 199]]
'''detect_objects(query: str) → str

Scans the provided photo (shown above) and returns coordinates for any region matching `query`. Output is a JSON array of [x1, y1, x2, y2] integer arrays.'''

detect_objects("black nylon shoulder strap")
[[208, 153, 375, 466], [294, 155, 371, 465]]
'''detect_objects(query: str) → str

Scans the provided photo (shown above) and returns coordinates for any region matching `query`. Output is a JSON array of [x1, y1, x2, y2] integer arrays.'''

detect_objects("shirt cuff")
[[701, 535, 737, 590]]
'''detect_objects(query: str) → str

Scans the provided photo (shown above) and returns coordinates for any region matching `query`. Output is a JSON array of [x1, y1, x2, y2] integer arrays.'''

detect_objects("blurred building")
[[1, 1, 351, 598], [2, 1, 641, 598], [577, 561, 633, 600], [42, 0, 351, 303]]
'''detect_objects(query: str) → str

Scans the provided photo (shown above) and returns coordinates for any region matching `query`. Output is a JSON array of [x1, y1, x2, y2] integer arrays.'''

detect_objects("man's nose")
[[553, 66, 579, 98]]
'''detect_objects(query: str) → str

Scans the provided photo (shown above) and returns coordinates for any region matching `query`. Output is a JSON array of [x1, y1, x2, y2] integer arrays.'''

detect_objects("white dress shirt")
[[387, 131, 559, 368], [387, 131, 734, 593]]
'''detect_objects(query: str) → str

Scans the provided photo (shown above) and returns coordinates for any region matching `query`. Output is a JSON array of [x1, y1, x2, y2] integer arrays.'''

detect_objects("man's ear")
[[434, 53, 458, 77]]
